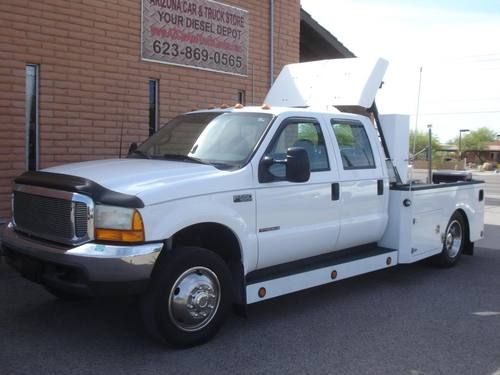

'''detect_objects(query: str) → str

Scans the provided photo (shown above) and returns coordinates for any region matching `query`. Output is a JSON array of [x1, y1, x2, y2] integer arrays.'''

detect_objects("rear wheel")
[[141, 246, 231, 347], [436, 211, 466, 267]]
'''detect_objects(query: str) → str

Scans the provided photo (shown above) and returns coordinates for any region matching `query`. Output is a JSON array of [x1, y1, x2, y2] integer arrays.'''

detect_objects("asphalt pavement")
[[1, 173, 499, 375]]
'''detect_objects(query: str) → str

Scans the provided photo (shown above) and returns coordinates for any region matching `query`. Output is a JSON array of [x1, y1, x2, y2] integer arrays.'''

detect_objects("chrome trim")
[[13, 184, 95, 245], [168, 267, 221, 332], [66, 242, 163, 259], [445, 219, 463, 258], [2, 225, 163, 282]]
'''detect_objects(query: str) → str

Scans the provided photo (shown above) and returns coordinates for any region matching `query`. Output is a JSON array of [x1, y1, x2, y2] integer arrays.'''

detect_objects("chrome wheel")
[[444, 220, 463, 259], [168, 267, 221, 332]]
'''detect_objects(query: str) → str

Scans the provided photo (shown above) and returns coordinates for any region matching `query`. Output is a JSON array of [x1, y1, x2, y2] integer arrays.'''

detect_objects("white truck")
[[2, 58, 485, 347]]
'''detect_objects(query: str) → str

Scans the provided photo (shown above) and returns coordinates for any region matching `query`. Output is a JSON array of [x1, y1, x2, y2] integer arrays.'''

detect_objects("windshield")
[[132, 112, 273, 169]]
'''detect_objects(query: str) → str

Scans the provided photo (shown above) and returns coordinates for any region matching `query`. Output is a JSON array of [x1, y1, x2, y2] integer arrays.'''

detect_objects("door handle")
[[377, 180, 384, 195], [331, 183, 340, 201]]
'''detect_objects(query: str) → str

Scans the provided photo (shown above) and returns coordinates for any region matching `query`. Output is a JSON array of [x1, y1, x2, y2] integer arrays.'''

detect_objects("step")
[[246, 245, 397, 304]]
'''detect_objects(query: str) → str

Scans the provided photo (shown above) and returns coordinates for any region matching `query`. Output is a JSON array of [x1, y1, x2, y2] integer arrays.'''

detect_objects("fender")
[[455, 201, 484, 243], [139, 191, 258, 274]]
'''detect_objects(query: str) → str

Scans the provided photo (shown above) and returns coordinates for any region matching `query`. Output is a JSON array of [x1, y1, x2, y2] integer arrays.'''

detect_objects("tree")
[[409, 130, 440, 159], [451, 127, 497, 151]]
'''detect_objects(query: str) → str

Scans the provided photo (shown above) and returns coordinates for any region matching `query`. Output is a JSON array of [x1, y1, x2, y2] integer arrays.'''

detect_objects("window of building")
[[149, 79, 159, 136], [331, 119, 375, 170], [25, 64, 39, 171], [237, 90, 246, 105], [268, 119, 329, 177]]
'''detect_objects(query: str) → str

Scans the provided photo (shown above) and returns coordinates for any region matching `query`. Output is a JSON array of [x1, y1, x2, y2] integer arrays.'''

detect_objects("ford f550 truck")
[[2, 58, 485, 347]]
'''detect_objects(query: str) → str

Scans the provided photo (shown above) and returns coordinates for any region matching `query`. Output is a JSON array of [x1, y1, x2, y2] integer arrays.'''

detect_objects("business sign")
[[142, 0, 249, 76]]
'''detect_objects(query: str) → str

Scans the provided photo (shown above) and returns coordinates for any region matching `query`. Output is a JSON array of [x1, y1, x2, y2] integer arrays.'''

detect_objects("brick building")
[[0, 1, 351, 221]]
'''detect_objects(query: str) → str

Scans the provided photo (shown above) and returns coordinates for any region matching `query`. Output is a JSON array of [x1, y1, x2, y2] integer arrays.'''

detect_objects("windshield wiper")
[[161, 154, 209, 165]]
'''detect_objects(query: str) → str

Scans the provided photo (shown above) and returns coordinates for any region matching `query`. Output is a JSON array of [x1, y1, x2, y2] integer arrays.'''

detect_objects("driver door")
[[255, 117, 341, 269]]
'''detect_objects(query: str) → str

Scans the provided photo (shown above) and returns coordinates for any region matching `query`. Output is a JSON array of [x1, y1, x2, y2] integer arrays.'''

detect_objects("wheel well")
[[455, 209, 473, 255], [171, 223, 245, 304]]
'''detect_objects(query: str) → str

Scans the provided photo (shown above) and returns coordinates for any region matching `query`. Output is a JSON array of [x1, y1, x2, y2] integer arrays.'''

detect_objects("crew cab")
[[2, 58, 485, 347]]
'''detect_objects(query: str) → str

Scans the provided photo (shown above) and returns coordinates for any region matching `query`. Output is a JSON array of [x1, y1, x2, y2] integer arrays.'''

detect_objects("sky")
[[300, 0, 500, 143]]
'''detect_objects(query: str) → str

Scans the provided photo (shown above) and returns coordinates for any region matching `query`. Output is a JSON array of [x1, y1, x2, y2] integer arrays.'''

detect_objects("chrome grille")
[[74, 202, 88, 237], [12, 185, 94, 245]]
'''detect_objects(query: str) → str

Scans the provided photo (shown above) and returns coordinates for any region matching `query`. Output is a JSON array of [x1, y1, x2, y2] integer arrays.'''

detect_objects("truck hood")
[[43, 159, 249, 205]]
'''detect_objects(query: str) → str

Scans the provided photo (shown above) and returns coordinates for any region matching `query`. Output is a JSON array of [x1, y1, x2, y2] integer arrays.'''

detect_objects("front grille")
[[13, 190, 91, 244], [74, 202, 88, 237]]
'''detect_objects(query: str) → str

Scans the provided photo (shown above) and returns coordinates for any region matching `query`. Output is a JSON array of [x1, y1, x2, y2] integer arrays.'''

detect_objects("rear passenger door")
[[327, 117, 389, 250]]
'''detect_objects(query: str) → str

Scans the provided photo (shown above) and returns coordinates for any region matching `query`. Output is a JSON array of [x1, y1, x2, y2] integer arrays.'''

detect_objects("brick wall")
[[0, 0, 300, 220]]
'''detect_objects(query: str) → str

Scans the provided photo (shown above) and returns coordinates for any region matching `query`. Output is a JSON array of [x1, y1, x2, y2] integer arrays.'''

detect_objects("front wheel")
[[141, 246, 232, 348], [436, 211, 466, 267]]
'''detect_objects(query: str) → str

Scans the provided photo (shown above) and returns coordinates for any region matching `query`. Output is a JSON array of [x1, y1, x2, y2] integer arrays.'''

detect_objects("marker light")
[[258, 287, 266, 298]]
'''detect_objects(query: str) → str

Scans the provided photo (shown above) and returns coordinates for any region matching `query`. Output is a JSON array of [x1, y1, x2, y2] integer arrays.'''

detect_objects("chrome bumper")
[[2, 223, 163, 283]]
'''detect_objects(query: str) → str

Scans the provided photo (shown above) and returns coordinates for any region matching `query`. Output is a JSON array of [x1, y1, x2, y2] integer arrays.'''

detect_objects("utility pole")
[[459, 129, 470, 161], [427, 124, 432, 183]]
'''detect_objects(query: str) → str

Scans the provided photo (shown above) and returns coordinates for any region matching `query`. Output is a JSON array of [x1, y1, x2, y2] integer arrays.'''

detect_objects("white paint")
[[379, 183, 485, 263], [379, 114, 410, 184], [246, 250, 398, 304], [265, 57, 388, 108]]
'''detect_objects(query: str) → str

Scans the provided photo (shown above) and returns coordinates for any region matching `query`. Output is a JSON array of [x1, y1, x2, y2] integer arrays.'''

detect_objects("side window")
[[331, 120, 376, 169], [268, 120, 329, 177]]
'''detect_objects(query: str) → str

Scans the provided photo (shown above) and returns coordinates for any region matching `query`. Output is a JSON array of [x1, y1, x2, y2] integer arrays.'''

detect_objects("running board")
[[246, 247, 398, 304]]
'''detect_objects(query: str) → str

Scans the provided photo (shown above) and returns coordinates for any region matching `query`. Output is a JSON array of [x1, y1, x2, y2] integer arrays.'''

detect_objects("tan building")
[[0, 1, 351, 221]]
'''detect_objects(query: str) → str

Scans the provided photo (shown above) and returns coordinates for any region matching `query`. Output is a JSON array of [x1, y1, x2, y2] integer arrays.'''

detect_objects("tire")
[[436, 211, 466, 267], [141, 246, 232, 348]]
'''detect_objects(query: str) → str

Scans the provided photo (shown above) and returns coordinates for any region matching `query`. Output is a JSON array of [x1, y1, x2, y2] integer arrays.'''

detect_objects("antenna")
[[409, 66, 423, 189], [412, 66, 423, 155]]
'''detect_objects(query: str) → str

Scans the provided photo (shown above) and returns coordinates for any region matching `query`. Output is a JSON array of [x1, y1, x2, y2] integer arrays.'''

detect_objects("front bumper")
[[1, 223, 163, 296]]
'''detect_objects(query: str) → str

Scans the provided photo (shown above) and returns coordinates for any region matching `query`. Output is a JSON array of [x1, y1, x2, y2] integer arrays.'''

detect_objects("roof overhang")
[[300, 8, 355, 61]]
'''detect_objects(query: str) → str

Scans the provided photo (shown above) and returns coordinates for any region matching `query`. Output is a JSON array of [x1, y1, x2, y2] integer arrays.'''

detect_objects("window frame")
[[262, 116, 331, 180], [148, 79, 159, 136], [330, 118, 376, 170], [25, 64, 39, 171]]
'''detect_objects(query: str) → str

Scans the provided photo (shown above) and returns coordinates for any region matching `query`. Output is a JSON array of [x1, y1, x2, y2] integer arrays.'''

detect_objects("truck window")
[[269, 120, 329, 177], [331, 119, 376, 169], [134, 112, 273, 170]]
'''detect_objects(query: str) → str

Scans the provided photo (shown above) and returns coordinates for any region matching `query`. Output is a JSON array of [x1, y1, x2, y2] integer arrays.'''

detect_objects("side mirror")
[[128, 142, 138, 155], [286, 147, 310, 183], [258, 147, 310, 183]]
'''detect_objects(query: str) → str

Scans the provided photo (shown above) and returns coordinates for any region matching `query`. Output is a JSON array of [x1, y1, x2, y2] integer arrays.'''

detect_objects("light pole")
[[458, 129, 470, 160]]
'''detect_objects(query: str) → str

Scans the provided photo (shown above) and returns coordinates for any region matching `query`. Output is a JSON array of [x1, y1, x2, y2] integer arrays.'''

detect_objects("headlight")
[[94, 205, 145, 242]]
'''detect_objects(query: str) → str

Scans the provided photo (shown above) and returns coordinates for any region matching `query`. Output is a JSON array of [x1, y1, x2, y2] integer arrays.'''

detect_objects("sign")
[[142, 0, 249, 76]]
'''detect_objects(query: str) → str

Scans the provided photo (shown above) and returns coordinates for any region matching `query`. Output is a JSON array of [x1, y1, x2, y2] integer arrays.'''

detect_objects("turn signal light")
[[95, 229, 144, 242], [95, 211, 145, 242]]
